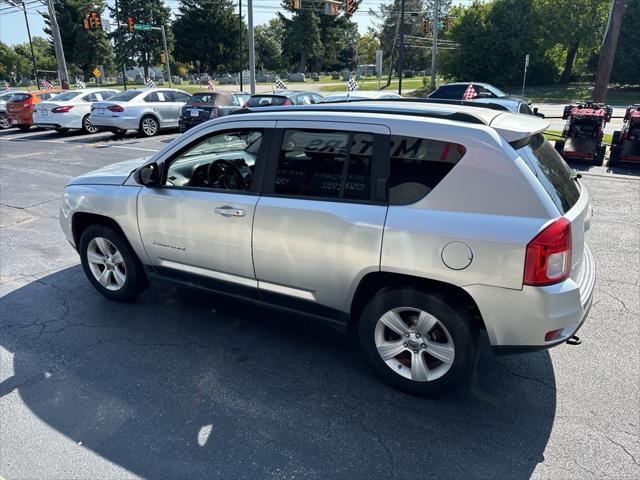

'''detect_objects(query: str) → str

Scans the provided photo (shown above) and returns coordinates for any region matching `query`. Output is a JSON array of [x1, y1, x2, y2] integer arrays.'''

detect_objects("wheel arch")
[[348, 271, 486, 334], [72, 212, 135, 255], [139, 112, 161, 130]]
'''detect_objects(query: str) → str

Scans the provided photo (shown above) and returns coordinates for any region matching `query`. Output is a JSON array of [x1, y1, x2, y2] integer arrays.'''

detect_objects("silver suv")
[[59, 102, 595, 396]]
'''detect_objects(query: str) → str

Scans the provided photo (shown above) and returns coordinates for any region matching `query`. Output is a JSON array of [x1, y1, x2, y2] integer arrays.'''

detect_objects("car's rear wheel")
[[55, 127, 69, 133], [358, 288, 479, 397], [139, 115, 159, 137], [79, 225, 149, 301], [110, 128, 127, 138], [0, 113, 9, 129], [82, 114, 98, 134]]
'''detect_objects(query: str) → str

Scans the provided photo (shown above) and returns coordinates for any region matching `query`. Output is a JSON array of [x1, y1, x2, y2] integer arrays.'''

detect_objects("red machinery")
[[610, 105, 640, 166], [555, 102, 613, 166]]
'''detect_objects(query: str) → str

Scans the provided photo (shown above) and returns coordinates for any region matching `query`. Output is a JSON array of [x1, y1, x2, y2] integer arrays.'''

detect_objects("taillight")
[[107, 105, 124, 112], [22, 103, 32, 110], [282, 99, 293, 106], [524, 217, 572, 286], [52, 105, 73, 113], [210, 107, 219, 119]]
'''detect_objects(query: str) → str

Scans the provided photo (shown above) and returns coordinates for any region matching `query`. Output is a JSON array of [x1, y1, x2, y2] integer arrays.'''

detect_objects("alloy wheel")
[[84, 115, 98, 133], [0, 113, 9, 129], [86, 237, 127, 291], [374, 307, 455, 382], [141, 117, 158, 136]]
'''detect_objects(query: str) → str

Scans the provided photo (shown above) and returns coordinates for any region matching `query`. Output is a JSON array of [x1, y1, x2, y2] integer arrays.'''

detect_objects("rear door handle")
[[214, 206, 245, 217]]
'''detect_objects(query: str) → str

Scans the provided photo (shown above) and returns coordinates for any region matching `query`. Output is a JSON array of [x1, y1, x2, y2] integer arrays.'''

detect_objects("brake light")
[[524, 218, 572, 286], [210, 107, 219, 119], [22, 103, 32, 110], [107, 105, 124, 112], [282, 99, 293, 106], [52, 105, 74, 113]]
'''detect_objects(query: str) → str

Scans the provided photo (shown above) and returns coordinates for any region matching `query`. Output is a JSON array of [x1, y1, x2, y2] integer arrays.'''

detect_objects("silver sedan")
[[90, 88, 191, 137]]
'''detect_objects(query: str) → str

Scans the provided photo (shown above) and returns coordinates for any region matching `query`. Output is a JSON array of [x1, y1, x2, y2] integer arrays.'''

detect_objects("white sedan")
[[34, 88, 119, 134]]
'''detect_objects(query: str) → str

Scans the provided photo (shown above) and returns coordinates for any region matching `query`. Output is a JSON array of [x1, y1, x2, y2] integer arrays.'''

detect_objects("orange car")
[[6, 89, 63, 131]]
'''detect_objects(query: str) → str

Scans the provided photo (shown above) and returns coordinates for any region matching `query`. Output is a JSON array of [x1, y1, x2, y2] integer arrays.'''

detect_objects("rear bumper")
[[7, 111, 33, 126], [464, 244, 596, 350], [34, 114, 81, 130], [178, 117, 206, 132], [90, 114, 140, 131]]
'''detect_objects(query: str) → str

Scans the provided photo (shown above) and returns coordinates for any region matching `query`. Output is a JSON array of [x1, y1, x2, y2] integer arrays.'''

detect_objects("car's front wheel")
[[82, 114, 98, 134], [139, 115, 159, 137], [0, 112, 9, 129], [358, 288, 479, 397], [79, 225, 149, 301]]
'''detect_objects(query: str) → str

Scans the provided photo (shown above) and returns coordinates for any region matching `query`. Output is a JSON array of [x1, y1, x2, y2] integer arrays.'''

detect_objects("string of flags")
[[347, 77, 359, 92], [146, 78, 156, 88], [40, 79, 54, 90], [274, 77, 287, 91], [76, 77, 86, 89], [462, 83, 477, 100]]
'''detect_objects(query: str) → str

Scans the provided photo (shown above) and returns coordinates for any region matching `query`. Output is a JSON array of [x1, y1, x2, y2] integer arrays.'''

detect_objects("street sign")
[[525, 54, 530, 67], [134, 24, 153, 31], [93, 67, 101, 78]]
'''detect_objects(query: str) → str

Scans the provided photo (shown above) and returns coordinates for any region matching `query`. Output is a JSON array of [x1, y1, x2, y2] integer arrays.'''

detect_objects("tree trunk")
[[298, 51, 307, 73], [560, 41, 580, 84]]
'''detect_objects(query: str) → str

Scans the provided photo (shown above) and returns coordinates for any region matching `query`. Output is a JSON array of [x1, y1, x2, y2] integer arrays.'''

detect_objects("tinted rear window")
[[517, 133, 580, 214], [430, 85, 466, 99], [189, 93, 230, 106], [9, 94, 30, 102], [108, 90, 140, 102], [51, 91, 81, 101], [247, 95, 287, 107]]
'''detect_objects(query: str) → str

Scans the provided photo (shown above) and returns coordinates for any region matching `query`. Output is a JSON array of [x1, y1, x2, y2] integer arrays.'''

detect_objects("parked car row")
[[2, 82, 541, 136]]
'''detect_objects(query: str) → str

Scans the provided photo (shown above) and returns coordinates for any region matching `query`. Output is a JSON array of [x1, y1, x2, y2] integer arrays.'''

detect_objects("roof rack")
[[231, 102, 488, 125]]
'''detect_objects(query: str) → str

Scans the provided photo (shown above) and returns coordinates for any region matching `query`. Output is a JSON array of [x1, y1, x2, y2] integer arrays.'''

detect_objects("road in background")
[[1, 127, 638, 479]]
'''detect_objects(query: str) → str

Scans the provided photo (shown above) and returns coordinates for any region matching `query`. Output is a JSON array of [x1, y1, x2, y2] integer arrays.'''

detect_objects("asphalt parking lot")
[[0, 127, 638, 480]]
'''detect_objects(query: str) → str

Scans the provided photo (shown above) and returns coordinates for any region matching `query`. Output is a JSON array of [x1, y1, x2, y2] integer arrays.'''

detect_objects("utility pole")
[[8, 1, 40, 89], [397, 0, 405, 94], [45, 0, 69, 86], [593, 0, 625, 103], [247, 0, 255, 93], [239, 0, 243, 91], [114, 0, 127, 90], [430, 0, 439, 91], [160, 25, 172, 87]]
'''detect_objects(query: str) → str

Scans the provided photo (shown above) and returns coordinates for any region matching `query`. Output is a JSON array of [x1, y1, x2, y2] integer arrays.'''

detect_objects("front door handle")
[[214, 206, 245, 217]]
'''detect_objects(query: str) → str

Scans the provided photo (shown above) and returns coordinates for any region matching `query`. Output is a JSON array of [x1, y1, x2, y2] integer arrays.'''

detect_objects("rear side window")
[[173, 91, 191, 102], [108, 90, 140, 102], [389, 135, 466, 205], [431, 85, 466, 99], [51, 91, 81, 101], [274, 129, 373, 201], [247, 95, 287, 107], [517, 133, 580, 214]]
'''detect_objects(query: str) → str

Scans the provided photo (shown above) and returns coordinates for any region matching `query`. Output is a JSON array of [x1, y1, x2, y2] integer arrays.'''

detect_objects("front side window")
[[108, 90, 140, 102], [50, 91, 81, 102], [274, 129, 374, 201], [519, 103, 534, 115], [165, 130, 263, 191], [145, 91, 169, 102], [389, 135, 466, 205]]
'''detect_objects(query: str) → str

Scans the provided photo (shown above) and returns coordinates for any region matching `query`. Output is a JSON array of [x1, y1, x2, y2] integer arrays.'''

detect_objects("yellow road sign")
[[93, 67, 101, 78]]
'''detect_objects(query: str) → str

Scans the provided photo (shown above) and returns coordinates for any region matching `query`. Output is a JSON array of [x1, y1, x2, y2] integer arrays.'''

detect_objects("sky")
[[0, 0, 469, 46]]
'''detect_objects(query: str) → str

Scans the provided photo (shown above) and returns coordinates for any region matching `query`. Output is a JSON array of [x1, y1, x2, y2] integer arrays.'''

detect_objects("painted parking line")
[[96, 144, 159, 152]]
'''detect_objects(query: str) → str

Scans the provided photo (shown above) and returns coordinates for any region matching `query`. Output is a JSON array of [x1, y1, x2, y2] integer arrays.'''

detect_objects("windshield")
[[246, 95, 288, 107], [108, 90, 141, 102], [50, 91, 81, 101], [484, 84, 508, 97], [189, 93, 219, 105], [517, 133, 580, 214], [9, 93, 30, 102]]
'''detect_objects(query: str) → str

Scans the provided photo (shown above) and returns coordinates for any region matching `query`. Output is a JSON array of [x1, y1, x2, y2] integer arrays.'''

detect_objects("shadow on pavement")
[[0, 266, 557, 479]]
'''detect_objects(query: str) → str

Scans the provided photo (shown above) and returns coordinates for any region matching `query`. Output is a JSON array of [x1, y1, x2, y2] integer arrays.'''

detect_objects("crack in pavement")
[[600, 290, 639, 317], [493, 361, 556, 391]]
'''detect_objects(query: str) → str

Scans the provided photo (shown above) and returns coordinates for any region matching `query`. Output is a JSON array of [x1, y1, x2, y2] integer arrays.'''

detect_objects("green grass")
[[319, 77, 426, 93], [515, 82, 640, 105], [544, 129, 613, 145]]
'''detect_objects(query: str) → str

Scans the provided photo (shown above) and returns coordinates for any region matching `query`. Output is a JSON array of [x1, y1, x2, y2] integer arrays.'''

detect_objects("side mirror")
[[134, 162, 160, 187]]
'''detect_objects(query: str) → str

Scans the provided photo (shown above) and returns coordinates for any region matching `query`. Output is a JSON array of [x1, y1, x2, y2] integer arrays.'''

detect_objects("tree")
[[279, 4, 323, 73], [42, 0, 113, 80], [110, 0, 172, 79], [13, 37, 58, 78], [0, 42, 24, 82], [173, 0, 244, 74], [536, 0, 609, 83], [255, 18, 285, 72], [612, 0, 640, 83], [357, 33, 379, 65]]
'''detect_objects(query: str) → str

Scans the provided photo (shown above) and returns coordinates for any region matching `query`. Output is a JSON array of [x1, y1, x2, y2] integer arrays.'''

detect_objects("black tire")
[[139, 115, 159, 137], [0, 112, 9, 129], [609, 146, 621, 166], [358, 288, 479, 397], [594, 145, 605, 166], [18, 125, 30, 132], [81, 114, 98, 134], [554, 140, 565, 153], [611, 130, 621, 147], [55, 127, 69, 133], [79, 224, 149, 302]]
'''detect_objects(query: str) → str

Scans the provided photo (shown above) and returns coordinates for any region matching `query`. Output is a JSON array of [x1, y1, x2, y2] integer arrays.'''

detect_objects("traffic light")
[[291, 0, 301, 9], [345, 0, 358, 17], [128, 17, 135, 32], [83, 14, 90, 30], [89, 12, 101, 30], [423, 18, 431, 34]]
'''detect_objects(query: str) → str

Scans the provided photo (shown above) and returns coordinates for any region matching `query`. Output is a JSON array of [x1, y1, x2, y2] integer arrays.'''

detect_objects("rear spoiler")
[[490, 112, 550, 148]]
